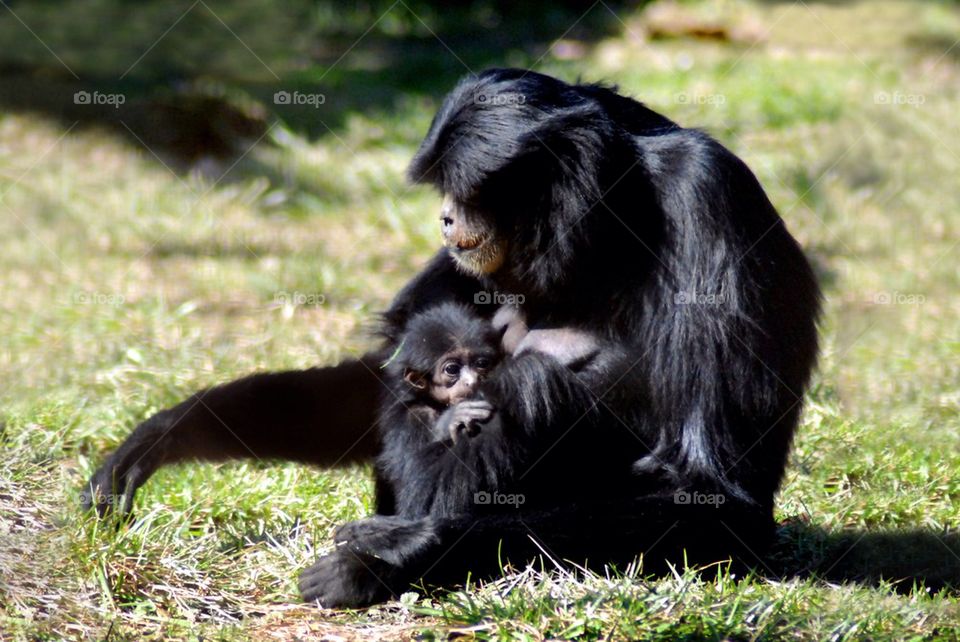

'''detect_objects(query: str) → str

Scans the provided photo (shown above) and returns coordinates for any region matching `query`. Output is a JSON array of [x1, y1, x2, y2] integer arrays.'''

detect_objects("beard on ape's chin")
[[449, 237, 507, 276]]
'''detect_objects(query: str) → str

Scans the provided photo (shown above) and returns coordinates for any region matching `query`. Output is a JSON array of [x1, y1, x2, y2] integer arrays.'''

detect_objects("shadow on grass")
[[768, 520, 960, 594], [906, 33, 960, 64], [0, 0, 641, 167]]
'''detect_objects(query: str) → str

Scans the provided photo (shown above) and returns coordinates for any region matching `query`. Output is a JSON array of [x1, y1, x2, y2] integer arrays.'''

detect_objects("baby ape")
[[377, 302, 602, 519], [376, 302, 502, 518], [391, 302, 501, 443], [85, 69, 820, 609]]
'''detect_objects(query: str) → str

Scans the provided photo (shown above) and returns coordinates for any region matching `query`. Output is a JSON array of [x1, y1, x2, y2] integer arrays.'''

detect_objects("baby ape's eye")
[[473, 357, 492, 370], [443, 362, 462, 377]]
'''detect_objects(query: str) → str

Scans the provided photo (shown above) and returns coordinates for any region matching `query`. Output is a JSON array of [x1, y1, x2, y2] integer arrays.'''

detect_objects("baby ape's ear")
[[403, 369, 428, 390]]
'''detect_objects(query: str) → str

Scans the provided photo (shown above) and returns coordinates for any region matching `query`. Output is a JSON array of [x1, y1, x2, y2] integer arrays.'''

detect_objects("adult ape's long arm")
[[85, 250, 485, 514], [84, 356, 385, 514]]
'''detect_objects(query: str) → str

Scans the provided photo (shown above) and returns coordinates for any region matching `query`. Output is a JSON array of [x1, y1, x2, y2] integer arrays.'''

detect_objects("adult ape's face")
[[439, 194, 507, 276]]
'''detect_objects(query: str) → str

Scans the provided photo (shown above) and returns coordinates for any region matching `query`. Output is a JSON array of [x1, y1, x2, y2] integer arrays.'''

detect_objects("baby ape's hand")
[[441, 399, 495, 443]]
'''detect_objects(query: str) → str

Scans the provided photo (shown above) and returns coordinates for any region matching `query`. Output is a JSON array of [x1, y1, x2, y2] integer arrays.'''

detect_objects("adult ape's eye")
[[443, 362, 462, 377]]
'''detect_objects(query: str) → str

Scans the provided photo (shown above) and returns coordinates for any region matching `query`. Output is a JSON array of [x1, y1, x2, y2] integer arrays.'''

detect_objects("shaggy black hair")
[[86, 69, 820, 610]]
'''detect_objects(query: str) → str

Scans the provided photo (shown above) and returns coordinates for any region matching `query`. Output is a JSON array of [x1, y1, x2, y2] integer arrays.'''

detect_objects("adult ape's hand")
[[82, 357, 386, 515], [492, 304, 528, 355]]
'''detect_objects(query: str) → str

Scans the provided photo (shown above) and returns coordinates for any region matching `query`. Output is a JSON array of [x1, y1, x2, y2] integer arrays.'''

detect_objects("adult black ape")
[[85, 68, 820, 609]]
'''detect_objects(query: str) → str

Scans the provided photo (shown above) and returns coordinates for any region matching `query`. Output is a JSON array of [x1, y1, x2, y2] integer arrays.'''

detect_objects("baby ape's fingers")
[[463, 422, 482, 438], [442, 400, 497, 442], [450, 400, 496, 440], [448, 417, 484, 442], [455, 402, 495, 428], [448, 417, 477, 442], [457, 399, 495, 419]]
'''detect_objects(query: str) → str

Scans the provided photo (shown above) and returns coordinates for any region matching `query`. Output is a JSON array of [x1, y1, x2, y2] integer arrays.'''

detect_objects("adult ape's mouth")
[[449, 236, 506, 275], [453, 234, 487, 253]]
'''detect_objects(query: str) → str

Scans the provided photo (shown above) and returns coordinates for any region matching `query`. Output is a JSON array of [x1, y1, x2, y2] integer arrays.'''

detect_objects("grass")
[[2, 0, 960, 639]]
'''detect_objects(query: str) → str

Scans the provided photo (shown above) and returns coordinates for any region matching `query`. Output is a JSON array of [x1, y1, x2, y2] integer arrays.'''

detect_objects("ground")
[[2, 0, 960, 639]]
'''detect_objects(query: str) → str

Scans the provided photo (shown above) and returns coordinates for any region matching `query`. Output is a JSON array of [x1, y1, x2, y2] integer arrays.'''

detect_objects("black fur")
[[375, 302, 502, 518], [86, 68, 820, 609], [308, 69, 820, 607], [380, 302, 499, 384]]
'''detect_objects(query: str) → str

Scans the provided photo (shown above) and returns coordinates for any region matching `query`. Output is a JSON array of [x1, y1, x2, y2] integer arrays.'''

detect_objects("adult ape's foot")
[[300, 515, 442, 608], [298, 546, 398, 608]]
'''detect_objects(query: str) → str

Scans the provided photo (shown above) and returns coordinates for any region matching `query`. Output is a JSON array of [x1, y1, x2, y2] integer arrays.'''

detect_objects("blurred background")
[[2, 1, 960, 639]]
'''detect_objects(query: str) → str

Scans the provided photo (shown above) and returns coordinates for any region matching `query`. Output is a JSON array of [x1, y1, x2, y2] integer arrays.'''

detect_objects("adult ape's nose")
[[441, 219, 457, 246], [440, 194, 458, 241]]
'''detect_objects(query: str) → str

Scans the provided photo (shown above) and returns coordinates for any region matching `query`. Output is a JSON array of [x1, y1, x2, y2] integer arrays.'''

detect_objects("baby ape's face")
[[430, 348, 496, 405], [439, 194, 507, 276], [406, 348, 496, 406]]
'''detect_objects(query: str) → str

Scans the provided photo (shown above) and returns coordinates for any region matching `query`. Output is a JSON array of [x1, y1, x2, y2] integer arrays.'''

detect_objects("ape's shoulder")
[[380, 250, 488, 341], [635, 128, 773, 216]]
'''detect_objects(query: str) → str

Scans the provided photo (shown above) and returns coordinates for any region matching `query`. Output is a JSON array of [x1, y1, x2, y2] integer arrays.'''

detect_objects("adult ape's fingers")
[[81, 464, 124, 517], [82, 453, 149, 517], [494, 307, 529, 355]]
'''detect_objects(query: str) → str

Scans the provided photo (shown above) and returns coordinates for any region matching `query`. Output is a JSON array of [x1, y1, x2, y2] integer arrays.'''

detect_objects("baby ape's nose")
[[459, 370, 478, 388]]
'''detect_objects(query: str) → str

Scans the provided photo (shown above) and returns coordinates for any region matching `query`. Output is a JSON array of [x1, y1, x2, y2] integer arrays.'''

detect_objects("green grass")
[[3, 0, 960, 639]]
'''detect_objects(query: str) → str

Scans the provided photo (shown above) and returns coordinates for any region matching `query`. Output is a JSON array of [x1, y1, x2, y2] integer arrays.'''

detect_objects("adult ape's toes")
[[299, 547, 395, 608]]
